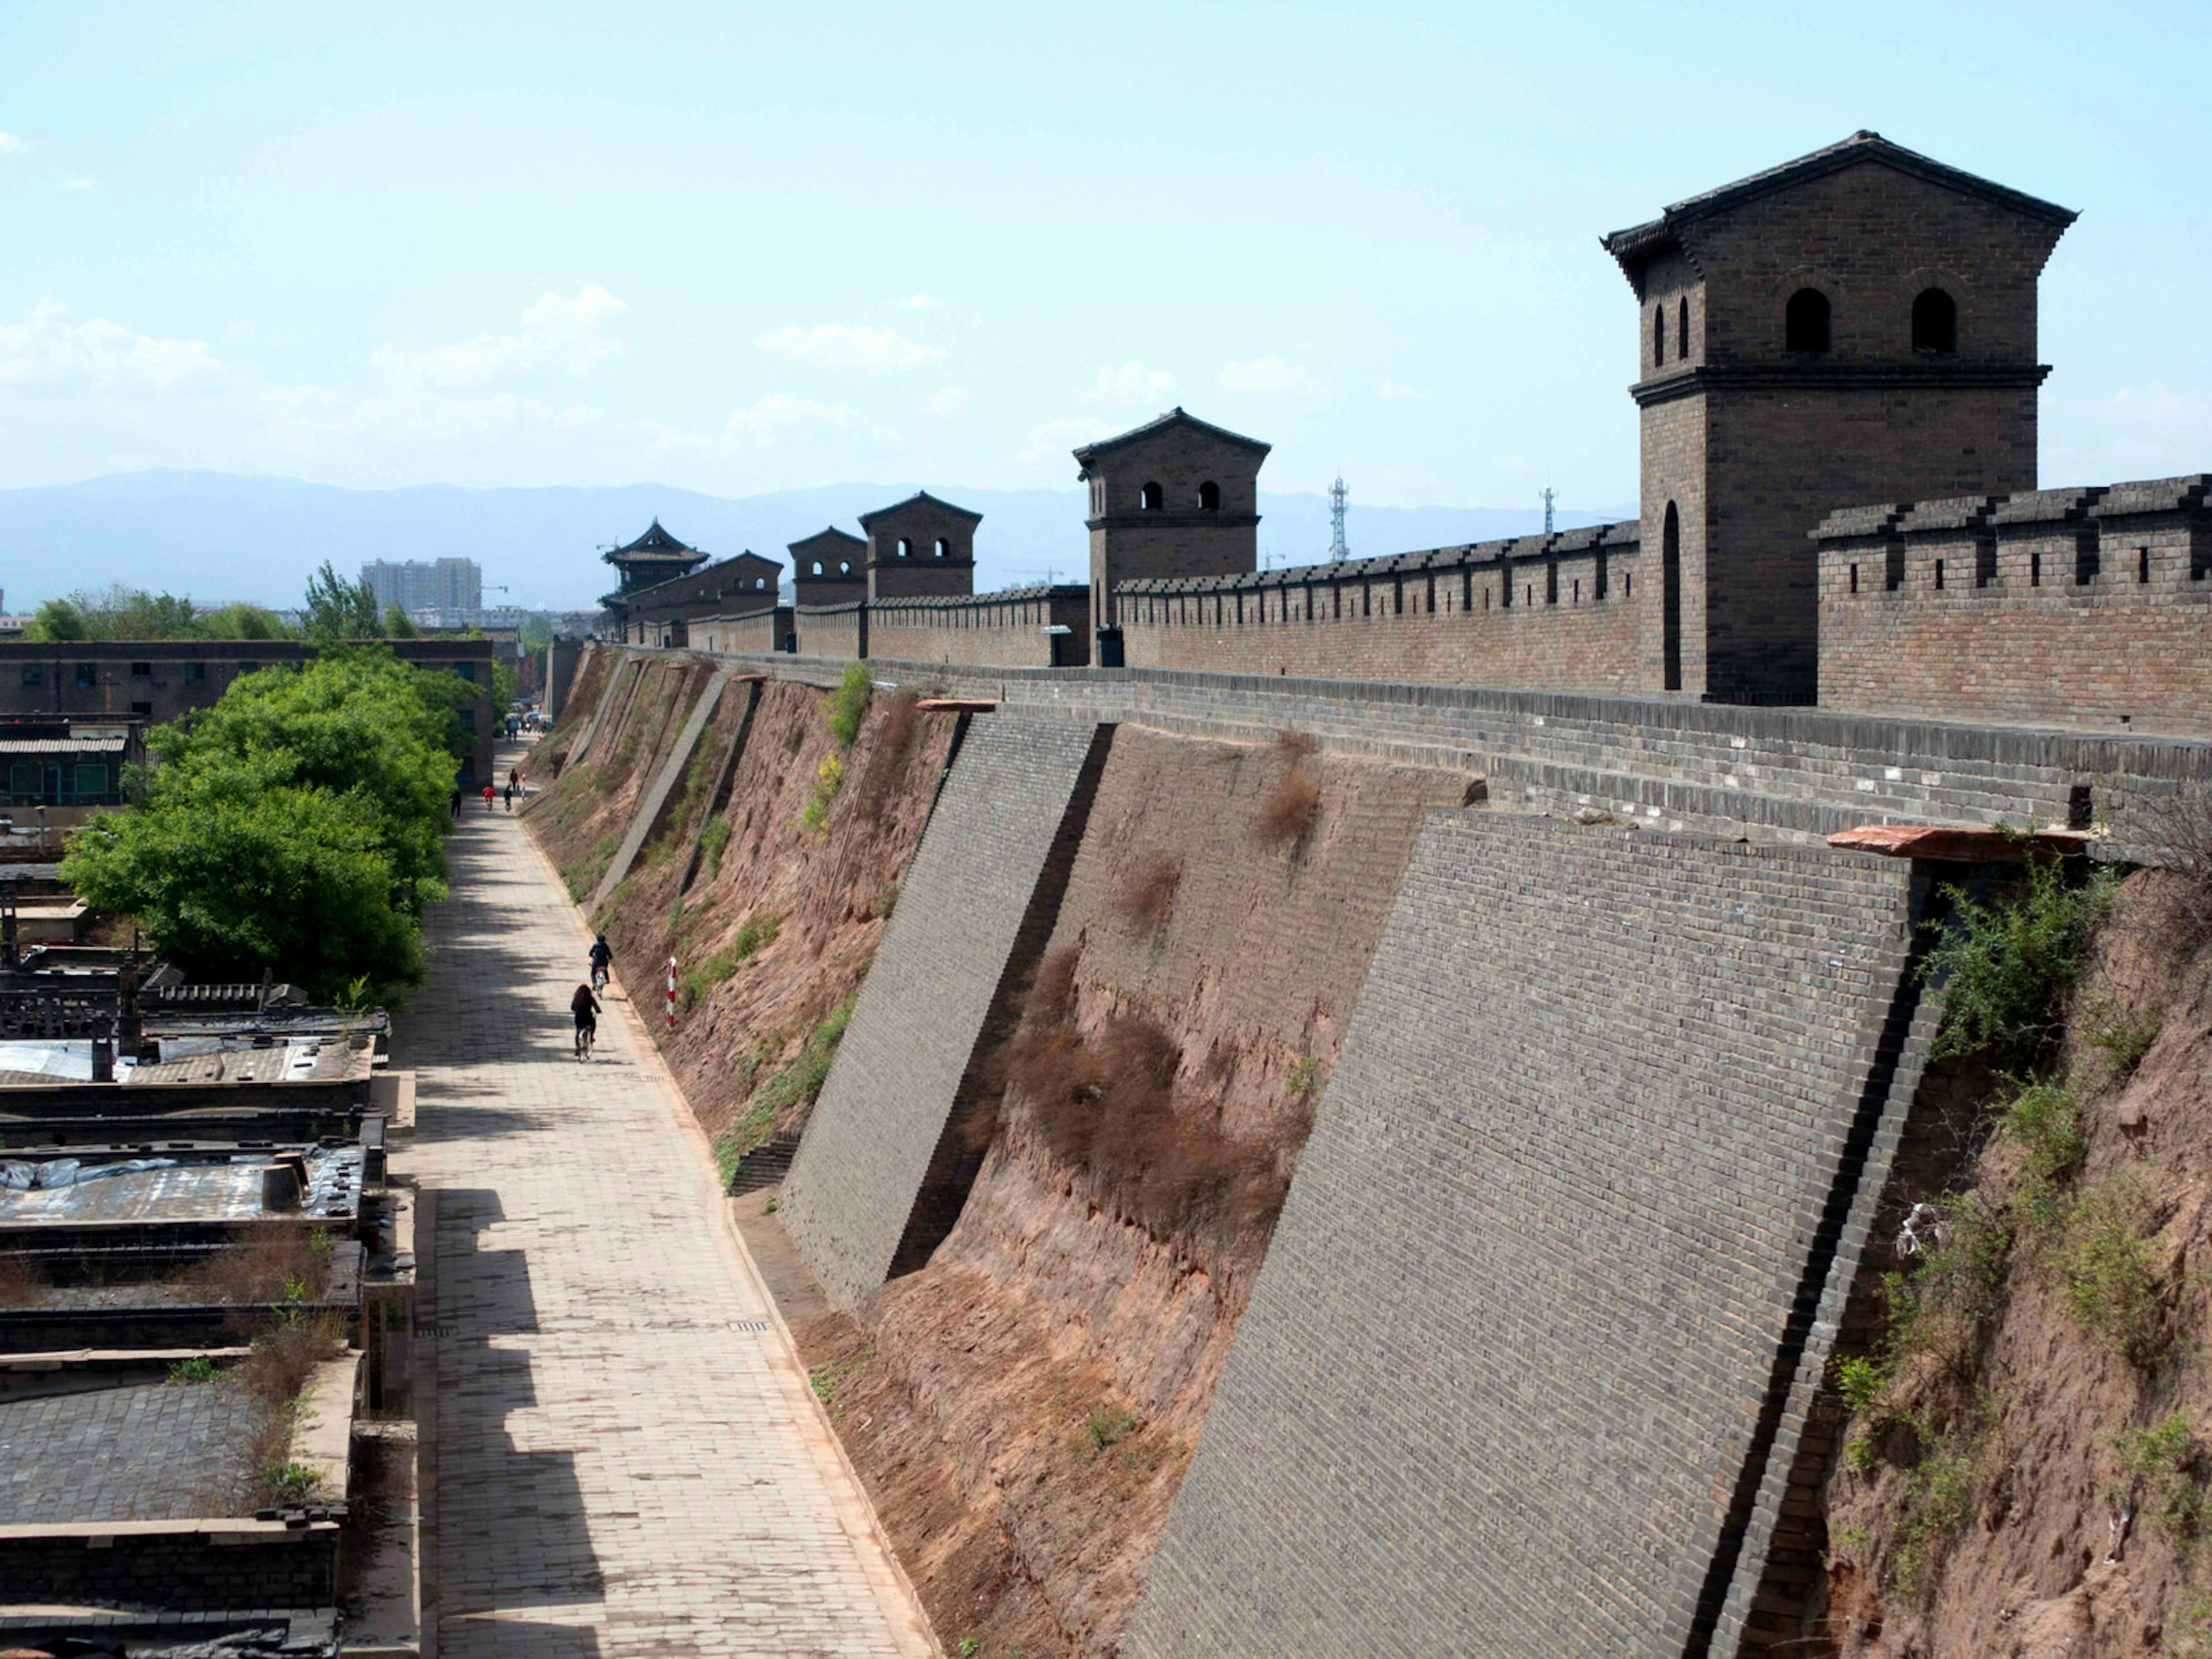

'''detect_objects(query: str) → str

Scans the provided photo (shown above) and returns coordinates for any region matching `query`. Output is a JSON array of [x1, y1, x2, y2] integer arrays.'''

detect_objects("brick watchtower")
[[859, 491, 982, 600], [1074, 408, 1270, 647], [1603, 132, 2076, 703]]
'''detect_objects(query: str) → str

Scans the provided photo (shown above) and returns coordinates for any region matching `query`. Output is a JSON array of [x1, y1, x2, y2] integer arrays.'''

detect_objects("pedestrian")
[[450, 785, 462, 820], [503, 781, 515, 812], [508, 767, 522, 797], [482, 783, 495, 811]]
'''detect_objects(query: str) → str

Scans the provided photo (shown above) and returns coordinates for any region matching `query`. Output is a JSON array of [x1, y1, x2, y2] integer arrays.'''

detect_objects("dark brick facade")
[[1075, 408, 1268, 631], [1816, 476, 2212, 734], [608, 551, 781, 646], [0, 638, 498, 786], [693, 606, 794, 656], [861, 491, 981, 600], [1124, 814, 1931, 1658]]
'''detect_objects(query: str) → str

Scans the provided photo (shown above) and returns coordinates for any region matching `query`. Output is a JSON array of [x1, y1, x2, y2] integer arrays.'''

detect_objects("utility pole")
[[1328, 477, 1350, 563]]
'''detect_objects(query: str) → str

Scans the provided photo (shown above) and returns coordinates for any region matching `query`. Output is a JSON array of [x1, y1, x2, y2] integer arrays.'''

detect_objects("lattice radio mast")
[[1542, 486, 1555, 536], [1328, 476, 1350, 562]]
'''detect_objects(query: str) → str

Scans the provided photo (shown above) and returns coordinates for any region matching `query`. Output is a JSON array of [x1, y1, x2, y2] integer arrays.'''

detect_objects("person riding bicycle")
[[588, 935, 612, 991], [571, 982, 601, 1058]]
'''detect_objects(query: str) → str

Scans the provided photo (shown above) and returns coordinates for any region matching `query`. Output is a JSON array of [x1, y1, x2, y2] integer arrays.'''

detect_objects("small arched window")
[[897, 537, 911, 558], [1198, 480, 1221, 511], [1653, 305, 1665, 364], [755, 577, 766, 589], [1677, 296, 1689, 361], [1141, 481, 1164, 512], [1911, 288, 1957, 354], [838, 560, 850, 575], [1785, 289, 1831, 354], [934, 538, 949, 558], [810, 561, 824, 575]]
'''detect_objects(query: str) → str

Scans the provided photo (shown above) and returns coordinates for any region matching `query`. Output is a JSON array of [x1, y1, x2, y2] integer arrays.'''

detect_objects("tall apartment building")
[[362, 558, 483, 615]]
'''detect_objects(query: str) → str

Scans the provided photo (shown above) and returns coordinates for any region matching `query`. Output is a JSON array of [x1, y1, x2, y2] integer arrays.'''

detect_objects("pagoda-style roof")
[[602, 518, 711, 590]]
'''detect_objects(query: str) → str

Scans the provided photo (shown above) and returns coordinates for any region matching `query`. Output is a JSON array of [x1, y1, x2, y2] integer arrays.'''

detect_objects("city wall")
[[793, 601, 865, 662], [863, 585, 1091, 669], [1116, 522, 1642, 692], [1816, 475, 2212, 735]]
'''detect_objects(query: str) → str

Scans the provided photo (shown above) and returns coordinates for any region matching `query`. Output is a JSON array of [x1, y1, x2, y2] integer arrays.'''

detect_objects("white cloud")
[[1217, 357, 1327, 407], [0, 133, 23, 154], [370, 284, 627, 389], [61, 177, 92, 190], [1077, 359, 1176, 408], [1022, 414, 1119, 461], [0, 300, 225, 392], [924, 386, 971, 415], [1377, 379, 1428, 402], [724, 394, 899, 446], [896, 294, 935, 310], [755, 322, 945, 371]]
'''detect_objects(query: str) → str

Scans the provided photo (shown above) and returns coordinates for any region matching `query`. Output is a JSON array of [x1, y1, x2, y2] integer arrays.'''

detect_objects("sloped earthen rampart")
[[1124, 813, 1933, 1659], [781, 713, 1111, 1305]]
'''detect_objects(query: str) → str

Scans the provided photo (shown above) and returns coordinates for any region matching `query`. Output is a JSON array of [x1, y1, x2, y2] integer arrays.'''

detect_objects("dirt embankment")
[[524, 658, 954, 1158], [1819, 868, 2212, 1655], [796, 729, 1475, 1658]]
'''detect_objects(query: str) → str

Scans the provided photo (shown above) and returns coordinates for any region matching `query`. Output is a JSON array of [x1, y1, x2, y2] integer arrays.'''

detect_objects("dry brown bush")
[[1116, 855, 1182, 934], [1255, 730, 1323, 849], [237, 1312, 347, 1406], [179, 1225, 331, 1307], [0, 1253, 44, 1308]]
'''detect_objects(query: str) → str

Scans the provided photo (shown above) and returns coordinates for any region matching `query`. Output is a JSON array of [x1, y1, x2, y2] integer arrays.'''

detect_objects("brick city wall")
[[1124, 814, 1931, 1659], [865, 586, 1092, 670], [1817, 475, 2212, 736], [791, 601, 865, 662], [692, 607, 793, 656], [0, 1522, 338, 1607], [1118, 524, 1640, 691], [782, 713, 1110, 1305]]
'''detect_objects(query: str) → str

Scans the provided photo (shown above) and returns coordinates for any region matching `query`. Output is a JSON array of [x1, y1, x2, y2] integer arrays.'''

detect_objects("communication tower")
[[1541, 486, 1555, 536], [1328, 476, 1350, 562]]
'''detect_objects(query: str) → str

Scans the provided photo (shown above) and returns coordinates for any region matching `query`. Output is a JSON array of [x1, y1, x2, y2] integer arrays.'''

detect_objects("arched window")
[[1677, 296, 1689, 361], [1653, 305, 1665, 364], [1911, 288, 1957, 354], [897, 537, 911, 558], [1141, 481, 1164, 512], [810, 561, 824, 575], [1198, 480, 1220, 511], [934, 538, 949, 558], [1785, 289, 1831, 353], [838, 560, 850, 575]]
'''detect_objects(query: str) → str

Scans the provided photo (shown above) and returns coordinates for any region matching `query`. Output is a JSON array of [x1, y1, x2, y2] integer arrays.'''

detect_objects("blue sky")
[[0, 0, 2205, 510]]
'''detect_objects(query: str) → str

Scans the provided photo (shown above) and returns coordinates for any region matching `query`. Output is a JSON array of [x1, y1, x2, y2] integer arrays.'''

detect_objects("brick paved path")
[[399, 789, 931, 1658]]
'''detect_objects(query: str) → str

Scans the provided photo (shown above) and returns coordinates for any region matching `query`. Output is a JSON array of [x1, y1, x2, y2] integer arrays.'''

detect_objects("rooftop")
[[1073, 406, 1271, 467]]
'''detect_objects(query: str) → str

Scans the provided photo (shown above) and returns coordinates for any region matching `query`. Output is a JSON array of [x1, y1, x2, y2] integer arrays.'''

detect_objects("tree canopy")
[[21, 585, 291, 642], [302, 561, 382, 643], [63, 649, 469, 998]]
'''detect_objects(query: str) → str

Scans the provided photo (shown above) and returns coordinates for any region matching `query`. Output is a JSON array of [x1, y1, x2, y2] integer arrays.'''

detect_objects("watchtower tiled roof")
[[1071, 407, 1271, 468]]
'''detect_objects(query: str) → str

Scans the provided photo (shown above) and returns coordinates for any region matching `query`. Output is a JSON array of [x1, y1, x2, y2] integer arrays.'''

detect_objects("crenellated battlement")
[[1816, 475, 2212, 733]]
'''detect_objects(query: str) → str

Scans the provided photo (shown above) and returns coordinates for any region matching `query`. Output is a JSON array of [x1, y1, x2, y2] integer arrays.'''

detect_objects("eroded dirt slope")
[[1818, 869, 2212, 1656], [798, 728, 1477, 1658]]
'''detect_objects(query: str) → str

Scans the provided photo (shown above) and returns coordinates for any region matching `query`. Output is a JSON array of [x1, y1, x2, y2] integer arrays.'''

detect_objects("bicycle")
[[574, 1018, 596, 1061], [590, 963, 610, 993]]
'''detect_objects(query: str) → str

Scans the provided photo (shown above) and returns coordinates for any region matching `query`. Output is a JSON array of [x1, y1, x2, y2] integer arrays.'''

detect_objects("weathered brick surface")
[[863, 492, 981, 600], [0, 1380, 268, 1522], [781, 714, 1107, 1305], [1123, 814, 1925, 1659], [1817, 476, 2212, 734], [692, 607, 793, 655], [1076, 411, 1269, 628], [793, 601, 866, 661], [866, 586, 1092, 669], [0, 1525, 336, 1607]]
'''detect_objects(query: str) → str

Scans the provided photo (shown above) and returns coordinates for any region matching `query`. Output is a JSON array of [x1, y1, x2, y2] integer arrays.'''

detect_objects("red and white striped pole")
[[666, 956, 677, 1029]]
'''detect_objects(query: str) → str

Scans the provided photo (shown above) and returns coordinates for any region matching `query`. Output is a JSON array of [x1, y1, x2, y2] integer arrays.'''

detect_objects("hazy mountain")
[[0, 470, 1634, 613]]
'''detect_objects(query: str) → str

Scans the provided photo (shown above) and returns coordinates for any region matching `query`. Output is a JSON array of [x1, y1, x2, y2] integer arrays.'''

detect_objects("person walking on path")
[[482, 783, 496, 811], [450, 785, 462, 820], [570, 982, 601, 1059]]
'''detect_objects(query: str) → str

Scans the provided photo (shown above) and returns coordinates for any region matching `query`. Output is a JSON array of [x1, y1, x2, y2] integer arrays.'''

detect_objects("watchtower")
[[1603, 132, 2075, 702], [858, 492, 980, 600], [1074, 408, 1270, 638], [789, 526, 868, 607]]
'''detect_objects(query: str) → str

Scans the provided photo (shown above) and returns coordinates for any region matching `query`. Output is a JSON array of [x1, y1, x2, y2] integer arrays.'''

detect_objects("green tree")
[[380, 603, 421, 639], [302, 562, 381, 643], [196, 603, 292, 641], [63, 649, 464, 998], [24, 597, 89, 641]]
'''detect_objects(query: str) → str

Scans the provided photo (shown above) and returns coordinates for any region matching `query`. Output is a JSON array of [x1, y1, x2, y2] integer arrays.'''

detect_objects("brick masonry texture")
[[1816, 476, 2212, 734], [793, 603, 865, 661], [781, 713, 1107, 1306], [1122, 813, 1925, 1659], [865, 586, 1092, 669], [0, 1379, 267, 1521], [0, 1525, 336, 1607]]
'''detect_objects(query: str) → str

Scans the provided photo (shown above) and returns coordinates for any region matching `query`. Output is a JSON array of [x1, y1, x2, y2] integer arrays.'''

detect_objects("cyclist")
[[571, 982, 601, 1060], [588, 935, 612, 992]]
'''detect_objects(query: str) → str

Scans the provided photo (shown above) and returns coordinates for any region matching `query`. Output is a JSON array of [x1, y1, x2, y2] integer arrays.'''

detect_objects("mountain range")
[[0, 471, 1635, 614]]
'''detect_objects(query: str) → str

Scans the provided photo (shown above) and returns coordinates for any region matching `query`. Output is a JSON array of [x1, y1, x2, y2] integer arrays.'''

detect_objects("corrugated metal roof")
[[0, 737, 127, 754]]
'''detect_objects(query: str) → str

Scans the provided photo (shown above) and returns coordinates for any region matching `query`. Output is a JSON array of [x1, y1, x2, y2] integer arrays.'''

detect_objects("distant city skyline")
[[0, 2, 2205, 515]]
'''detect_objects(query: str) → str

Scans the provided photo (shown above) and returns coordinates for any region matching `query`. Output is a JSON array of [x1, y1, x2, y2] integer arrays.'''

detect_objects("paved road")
[[399, 783, 931, 1658]]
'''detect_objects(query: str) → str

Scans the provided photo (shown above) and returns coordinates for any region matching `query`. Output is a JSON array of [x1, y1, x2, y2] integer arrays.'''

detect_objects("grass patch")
[[799, 749, 844, 837], [809, 1348, 870, 1410], [1892, 1441, 1978, 1601], [166, 1355, 222, 1385], [2113, 1414, 2206, 1543], [678, 914, 778, 1013], [826, 662, 872, 748], [699, 815, 732, 879], [179, 1225, 333, 1306], [1285, 1055, 1319, 1099], [261, 1459, 326, 1508], [2055, 1174, 2167, 1363], [1084, 1406, 1144, 1459], [758, 995, 858, 1115], [560, 834, 622, 904], [2085, 999, 2160, 1083], [712, 1099, 777, 1185]]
